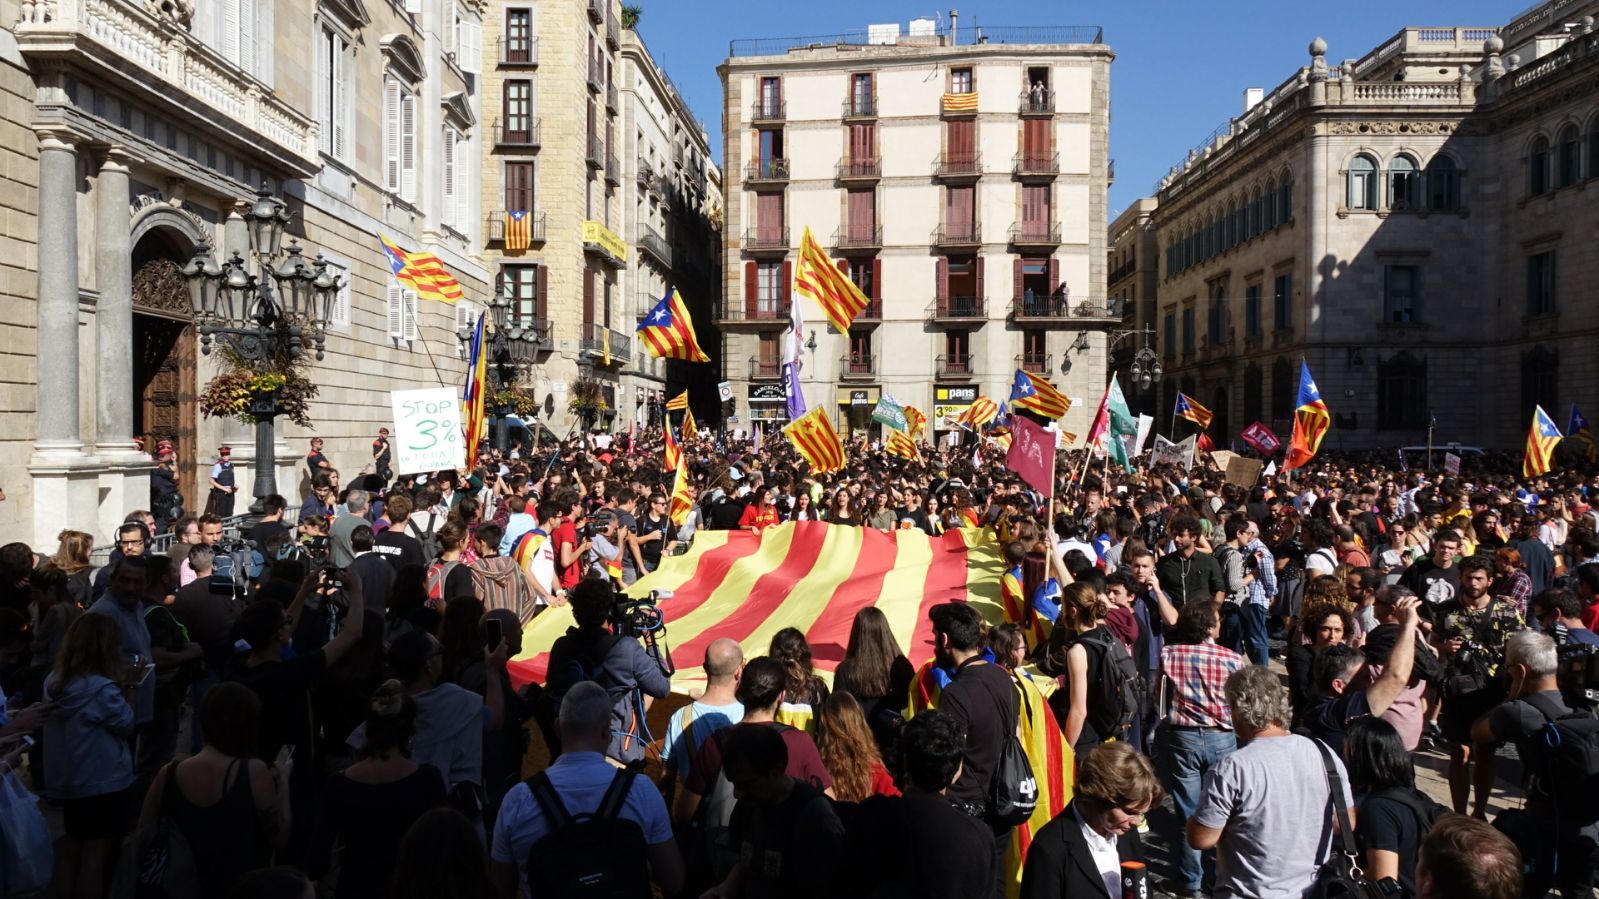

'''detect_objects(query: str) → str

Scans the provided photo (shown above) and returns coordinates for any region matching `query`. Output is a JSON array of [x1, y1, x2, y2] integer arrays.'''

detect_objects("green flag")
[[871, 394, 908, 432], [1104, 375, 1137, 472]]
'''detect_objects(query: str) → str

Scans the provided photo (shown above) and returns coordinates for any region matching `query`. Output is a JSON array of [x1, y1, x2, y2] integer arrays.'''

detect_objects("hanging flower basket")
[[491, 388, 539, 417], [199, 369, 318, 427]]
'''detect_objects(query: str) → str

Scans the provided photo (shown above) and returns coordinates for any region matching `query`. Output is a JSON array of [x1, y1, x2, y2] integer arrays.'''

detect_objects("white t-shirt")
[[1305, 547, 1338, 576]]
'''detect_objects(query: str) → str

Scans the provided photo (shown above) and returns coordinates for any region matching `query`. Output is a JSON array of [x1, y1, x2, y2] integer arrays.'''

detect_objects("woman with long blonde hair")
[[50, 529, 95, 606], [814, 692, 899, 803]]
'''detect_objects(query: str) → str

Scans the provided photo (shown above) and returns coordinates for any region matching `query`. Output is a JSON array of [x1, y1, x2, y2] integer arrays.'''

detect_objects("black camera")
[[1557, 641, 1599, 707], [611, 589, 675, 676]]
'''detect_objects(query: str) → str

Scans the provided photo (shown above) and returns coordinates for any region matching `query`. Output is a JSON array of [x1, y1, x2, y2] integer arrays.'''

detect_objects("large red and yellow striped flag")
[[794, 225, 870, 334], [905, 405, 928, 440], [955, 397, 999, 429], [884, 427, 918, 461], [942, 91, 979, 112], [784, 406, 845, 473]]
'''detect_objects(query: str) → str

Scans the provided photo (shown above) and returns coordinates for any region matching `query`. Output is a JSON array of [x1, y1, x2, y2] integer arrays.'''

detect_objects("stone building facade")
[[1148, 0, 1599, 451], [477, 1, 719, 435], [718, 22, 1114, 439], [1106, 197, 1158, 418], [1, 0, 489, 546]]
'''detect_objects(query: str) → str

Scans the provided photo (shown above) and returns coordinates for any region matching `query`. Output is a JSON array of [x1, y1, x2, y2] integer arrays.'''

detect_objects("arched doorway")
[[132, 230, 199, 511]]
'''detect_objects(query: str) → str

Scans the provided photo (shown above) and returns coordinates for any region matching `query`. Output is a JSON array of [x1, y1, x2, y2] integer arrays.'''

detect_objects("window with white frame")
[[325, 261, 352, 332], [442, 126, 460, 229], [387, 282, 419, 341], [316, 22, 354, 160], [384, 77, 419, 201], [454, 299, 479, 357]]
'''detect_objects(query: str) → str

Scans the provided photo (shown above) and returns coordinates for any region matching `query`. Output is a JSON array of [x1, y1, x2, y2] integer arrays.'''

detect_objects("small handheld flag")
[[636, 289, 711, 363], [1010, 370, 1072, 420], [1284, 360, 1330, 472], [1525, 405, 1562, 478], [461, 316, 488, 468], [380, 234, 464, 304], [1174, 393, 1214, 430], [682, 405, 698, 438], [954, 397, 999, 429], [666, 391, 689, 412]]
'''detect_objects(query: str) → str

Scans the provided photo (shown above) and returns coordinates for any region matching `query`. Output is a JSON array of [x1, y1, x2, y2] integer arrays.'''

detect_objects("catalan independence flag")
[[1569, 403, 1596, 464], [1174, 392, 1214, 430], [503, 211, 533, 252], [1010, 370, 1072, 420], [784, 406, 845, 474], [666, 391, 689, 412], [636, 289, 711, 363], [955, 397, 999, 429], [461, 315, 489, 468], [379, 234, 464, 304], [1525, 405, 1562, 478], [1284, 360, 1330, 472], [663, 418, 682, 473], [884, 427, 918, 461], [682, 405, 697, 439], [794, 226, 870, 334]]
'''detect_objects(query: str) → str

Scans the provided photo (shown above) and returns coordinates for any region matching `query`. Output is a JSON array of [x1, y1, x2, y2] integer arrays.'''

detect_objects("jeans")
[[1157, 725, 1238, 891], [1240, 602, 1271, 666]]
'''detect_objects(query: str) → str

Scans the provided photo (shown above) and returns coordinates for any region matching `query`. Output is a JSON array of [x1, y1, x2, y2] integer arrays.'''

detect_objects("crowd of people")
[[0, 422, 1594, 899]]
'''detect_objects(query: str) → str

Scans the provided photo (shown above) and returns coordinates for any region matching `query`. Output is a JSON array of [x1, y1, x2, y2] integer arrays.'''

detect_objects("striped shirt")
[[1161, 640, 1245, 729]]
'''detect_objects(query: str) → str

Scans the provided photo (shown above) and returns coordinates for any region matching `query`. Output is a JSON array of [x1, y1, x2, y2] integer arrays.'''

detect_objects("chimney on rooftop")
[[949, 9, 958, 45], [1243, 87, 1264, 113]]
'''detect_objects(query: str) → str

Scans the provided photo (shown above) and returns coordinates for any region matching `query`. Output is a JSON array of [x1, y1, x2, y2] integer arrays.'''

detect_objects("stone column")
[[94, 148, 135, 456], [34, 131, 83, 455]]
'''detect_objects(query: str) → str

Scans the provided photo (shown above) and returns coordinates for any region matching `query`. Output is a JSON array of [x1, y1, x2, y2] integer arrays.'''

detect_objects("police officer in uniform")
[[207, 445, 238, 517]]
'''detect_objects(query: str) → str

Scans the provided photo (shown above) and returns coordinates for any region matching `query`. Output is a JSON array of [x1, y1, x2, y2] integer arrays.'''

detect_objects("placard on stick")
[[1224, 456, 1266, 488], [391, 387, 465, 474]]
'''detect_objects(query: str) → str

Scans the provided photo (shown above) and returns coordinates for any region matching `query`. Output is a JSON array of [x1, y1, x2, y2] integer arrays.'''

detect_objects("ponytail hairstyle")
[[361, 678, 419, 759], [768, 627, 817, 703], [1059, 581, 1108, 630]]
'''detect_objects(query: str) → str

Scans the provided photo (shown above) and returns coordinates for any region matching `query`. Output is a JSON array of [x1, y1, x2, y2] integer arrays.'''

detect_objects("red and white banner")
[[1006, 415, 1057, 496], [1240, 421, 1281, 456]]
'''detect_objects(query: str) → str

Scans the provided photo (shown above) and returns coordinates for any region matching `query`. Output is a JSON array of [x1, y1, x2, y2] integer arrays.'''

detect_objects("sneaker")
[[1156, 877, 1203, 898]]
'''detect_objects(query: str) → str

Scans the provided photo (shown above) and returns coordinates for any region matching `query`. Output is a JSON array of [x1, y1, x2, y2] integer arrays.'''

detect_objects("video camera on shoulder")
[[611, 588, 675, 676], [1556, 638, 1599, 708]]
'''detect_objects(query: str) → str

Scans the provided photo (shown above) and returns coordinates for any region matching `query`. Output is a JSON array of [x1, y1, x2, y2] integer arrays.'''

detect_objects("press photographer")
[[1471, 629, 1599, 898], [543, 578, 672, 763]]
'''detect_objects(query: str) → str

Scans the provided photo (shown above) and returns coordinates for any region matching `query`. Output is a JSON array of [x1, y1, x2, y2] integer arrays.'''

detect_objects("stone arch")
[[129, 202, 208, 259]]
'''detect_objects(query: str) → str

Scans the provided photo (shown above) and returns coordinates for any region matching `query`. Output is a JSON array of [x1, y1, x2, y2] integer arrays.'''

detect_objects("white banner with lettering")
[[391, 387, 466, 474]]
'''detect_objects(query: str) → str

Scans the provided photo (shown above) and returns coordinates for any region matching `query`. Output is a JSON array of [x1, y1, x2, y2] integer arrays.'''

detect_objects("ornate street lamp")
[[458, 282, 541, 451], [1107, 326, 1162, 391], [181, 183, 342, 515]]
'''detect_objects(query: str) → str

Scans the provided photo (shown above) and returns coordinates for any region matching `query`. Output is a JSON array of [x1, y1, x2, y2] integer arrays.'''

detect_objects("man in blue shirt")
[[1125, 546, 1178, 754]]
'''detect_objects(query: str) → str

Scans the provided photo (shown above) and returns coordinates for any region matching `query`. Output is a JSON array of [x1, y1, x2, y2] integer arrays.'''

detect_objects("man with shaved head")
[[661, 638, 746, 786]]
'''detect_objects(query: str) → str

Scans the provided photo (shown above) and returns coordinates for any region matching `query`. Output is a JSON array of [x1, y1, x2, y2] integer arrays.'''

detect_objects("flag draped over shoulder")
[[1525, 405, 1562, 478], [1284, 360, 1330, 471], [1569, 403, 1596, 463], [1010, 370, 1072, 420], [1174, 392, 1214, 430], [784, 407, 845, 473], [379, 234, 464, 303], [461, 315, 488, 468], [636, 289, 711, 362], [793, 226, 870, 333]]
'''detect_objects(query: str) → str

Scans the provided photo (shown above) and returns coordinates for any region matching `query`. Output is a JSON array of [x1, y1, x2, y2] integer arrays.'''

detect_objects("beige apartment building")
[[718, 22, 1114, 438], [0, 0, 489, 546], [1106, 197, 1158, 418], [479, 1, 719, 434], [1147, 0, 1599, 450]]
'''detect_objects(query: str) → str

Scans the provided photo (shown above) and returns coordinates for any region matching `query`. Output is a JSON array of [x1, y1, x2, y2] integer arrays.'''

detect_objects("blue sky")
[[632, 0, 1514, 217]]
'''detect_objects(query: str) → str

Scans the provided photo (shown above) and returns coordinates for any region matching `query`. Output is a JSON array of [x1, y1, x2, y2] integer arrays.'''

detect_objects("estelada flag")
[[784, 406, 845, 473], [1568, 403, 1597, 464], [1525, 405, 1562, 478], [663, 418, 682, 472], [460, 315, 488, 468], [502, 211, 533, 252], [636, 289, 711, 362], [1284, 360, 1330, 471], [1174, 392, 1214, 430], [379, 234, 464, 303], [1240, 421, 1280, 456], [1010, 370, 1072, 420]]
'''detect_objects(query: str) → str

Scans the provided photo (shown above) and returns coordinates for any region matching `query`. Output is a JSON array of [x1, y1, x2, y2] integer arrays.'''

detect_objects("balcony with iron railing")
[[1019, 89, 1055, 115], [930, 295, 986, 321], [1069, 298, 1122, 321], [496, 36, 539, 65], [636, 158, 657, 189], [749, 357, 782, 380], [751, 99, 786, 122], [1012, 151, 1059, 179], [493, 117, 541, 148], [936, 354, 975, 379], [721, 300, 790, 326], [586, 0, 604, 23], [638, 226, 673, 267], [483, 210, 547, 245], [605, 11, 620, 47], [931, 222, 981, 248], [835, 156, 881, 181], [1010, 293, 1070, 321], [605, 152, 620, 186], [842, 95, 877, 118], [606, 81, 619, 113], [744, 157, 790, 184], [587, 57, 603, 92], [1008, 222, 1062, 248], [832, 224, 882, 251], [1016, 352, 1052, 374], [933, 153, 982, 180], [852, 299, 882, 324], [741, 227, 790, 254], [840, 354, 876, 379], [585, 134, 604, 168], [580, 322, 631, 361]]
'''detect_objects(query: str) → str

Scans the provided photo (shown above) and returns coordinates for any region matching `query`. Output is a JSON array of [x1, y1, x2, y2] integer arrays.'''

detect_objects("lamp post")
[[181, 184, 342, 516], [1107, 326, 1163, 391], [458, 282, 541, 452]]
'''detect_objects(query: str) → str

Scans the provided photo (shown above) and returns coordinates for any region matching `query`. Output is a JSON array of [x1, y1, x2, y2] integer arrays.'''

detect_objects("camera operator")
[[543, 579, 671, 764], [1434, 554, 1526, 818], [1472, 630, 1599, 898], [584, 512, 625, 585]]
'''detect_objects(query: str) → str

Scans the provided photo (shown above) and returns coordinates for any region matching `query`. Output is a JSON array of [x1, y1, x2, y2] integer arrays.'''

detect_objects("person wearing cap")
[[372, 427, 393, 483], [206, 446, 238, 518], [151, 447, 181, 533]]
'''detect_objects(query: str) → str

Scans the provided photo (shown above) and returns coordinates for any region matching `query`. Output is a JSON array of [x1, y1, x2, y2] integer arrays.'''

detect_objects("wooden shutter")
[[455, 134, 472, 233], [936, 257, 949, 301], [401, 92, 418, 201], [745, 261, 757, 315], [975, 255, 985, 303], [317, 29, 332, 153], [384, 79, 399, 189], [849, 123, 874, 164], [459, 18, 482, 75], [403, 290, 419, 341], [848, 189, 873, 236], [1013, 258, 1024, 303], [442, 128, 457, 227], [387, 283, 404, 337], [1048, 257, 1059, 297], [583, 270, 595, 324], [238, 0, 256, 77], [333, 36, 349, 158], [781, 261, 793, 309], [1023, 118, 1050, 158], [1023, 185, 1048, 226], [948, 120, 974, 161], [870, 259, 881, 301], [221, 0, 241, 66]]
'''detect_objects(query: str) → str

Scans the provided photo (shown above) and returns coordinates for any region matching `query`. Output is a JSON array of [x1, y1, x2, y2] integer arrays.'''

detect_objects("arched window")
[[1388, 155, 1419, 211], [1557, 125, 1581, 188], [1204, 214, 1215, 260], [1426, 156, 1459, 211], [1249, 189, 1261, 238], [1277, 171, 1292, 222], [1529, 136, 1550, 196], [1264, 178, 1278, 229], [1347, 154, 1378, 209]]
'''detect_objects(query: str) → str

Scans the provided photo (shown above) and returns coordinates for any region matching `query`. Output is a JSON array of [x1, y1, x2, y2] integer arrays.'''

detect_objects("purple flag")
[[783, 360, 806, 419]]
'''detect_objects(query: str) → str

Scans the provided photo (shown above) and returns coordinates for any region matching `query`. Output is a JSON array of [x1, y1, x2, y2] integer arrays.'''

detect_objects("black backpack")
[[1524, 691, 1599, 829], [1078, 627, 1142, 739], [988, 674, 1039, 828], [407, 513, 444, 563], [524, 767, 652, 899]]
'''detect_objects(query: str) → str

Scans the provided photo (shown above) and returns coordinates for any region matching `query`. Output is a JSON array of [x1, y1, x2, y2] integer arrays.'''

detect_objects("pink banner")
[[1006, 415, 1057, 495]]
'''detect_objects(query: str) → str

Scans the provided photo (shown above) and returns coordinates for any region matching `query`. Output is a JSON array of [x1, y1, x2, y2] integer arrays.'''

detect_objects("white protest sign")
[[1443, 452, 1461, 476], [391, 387, 466, 474]]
